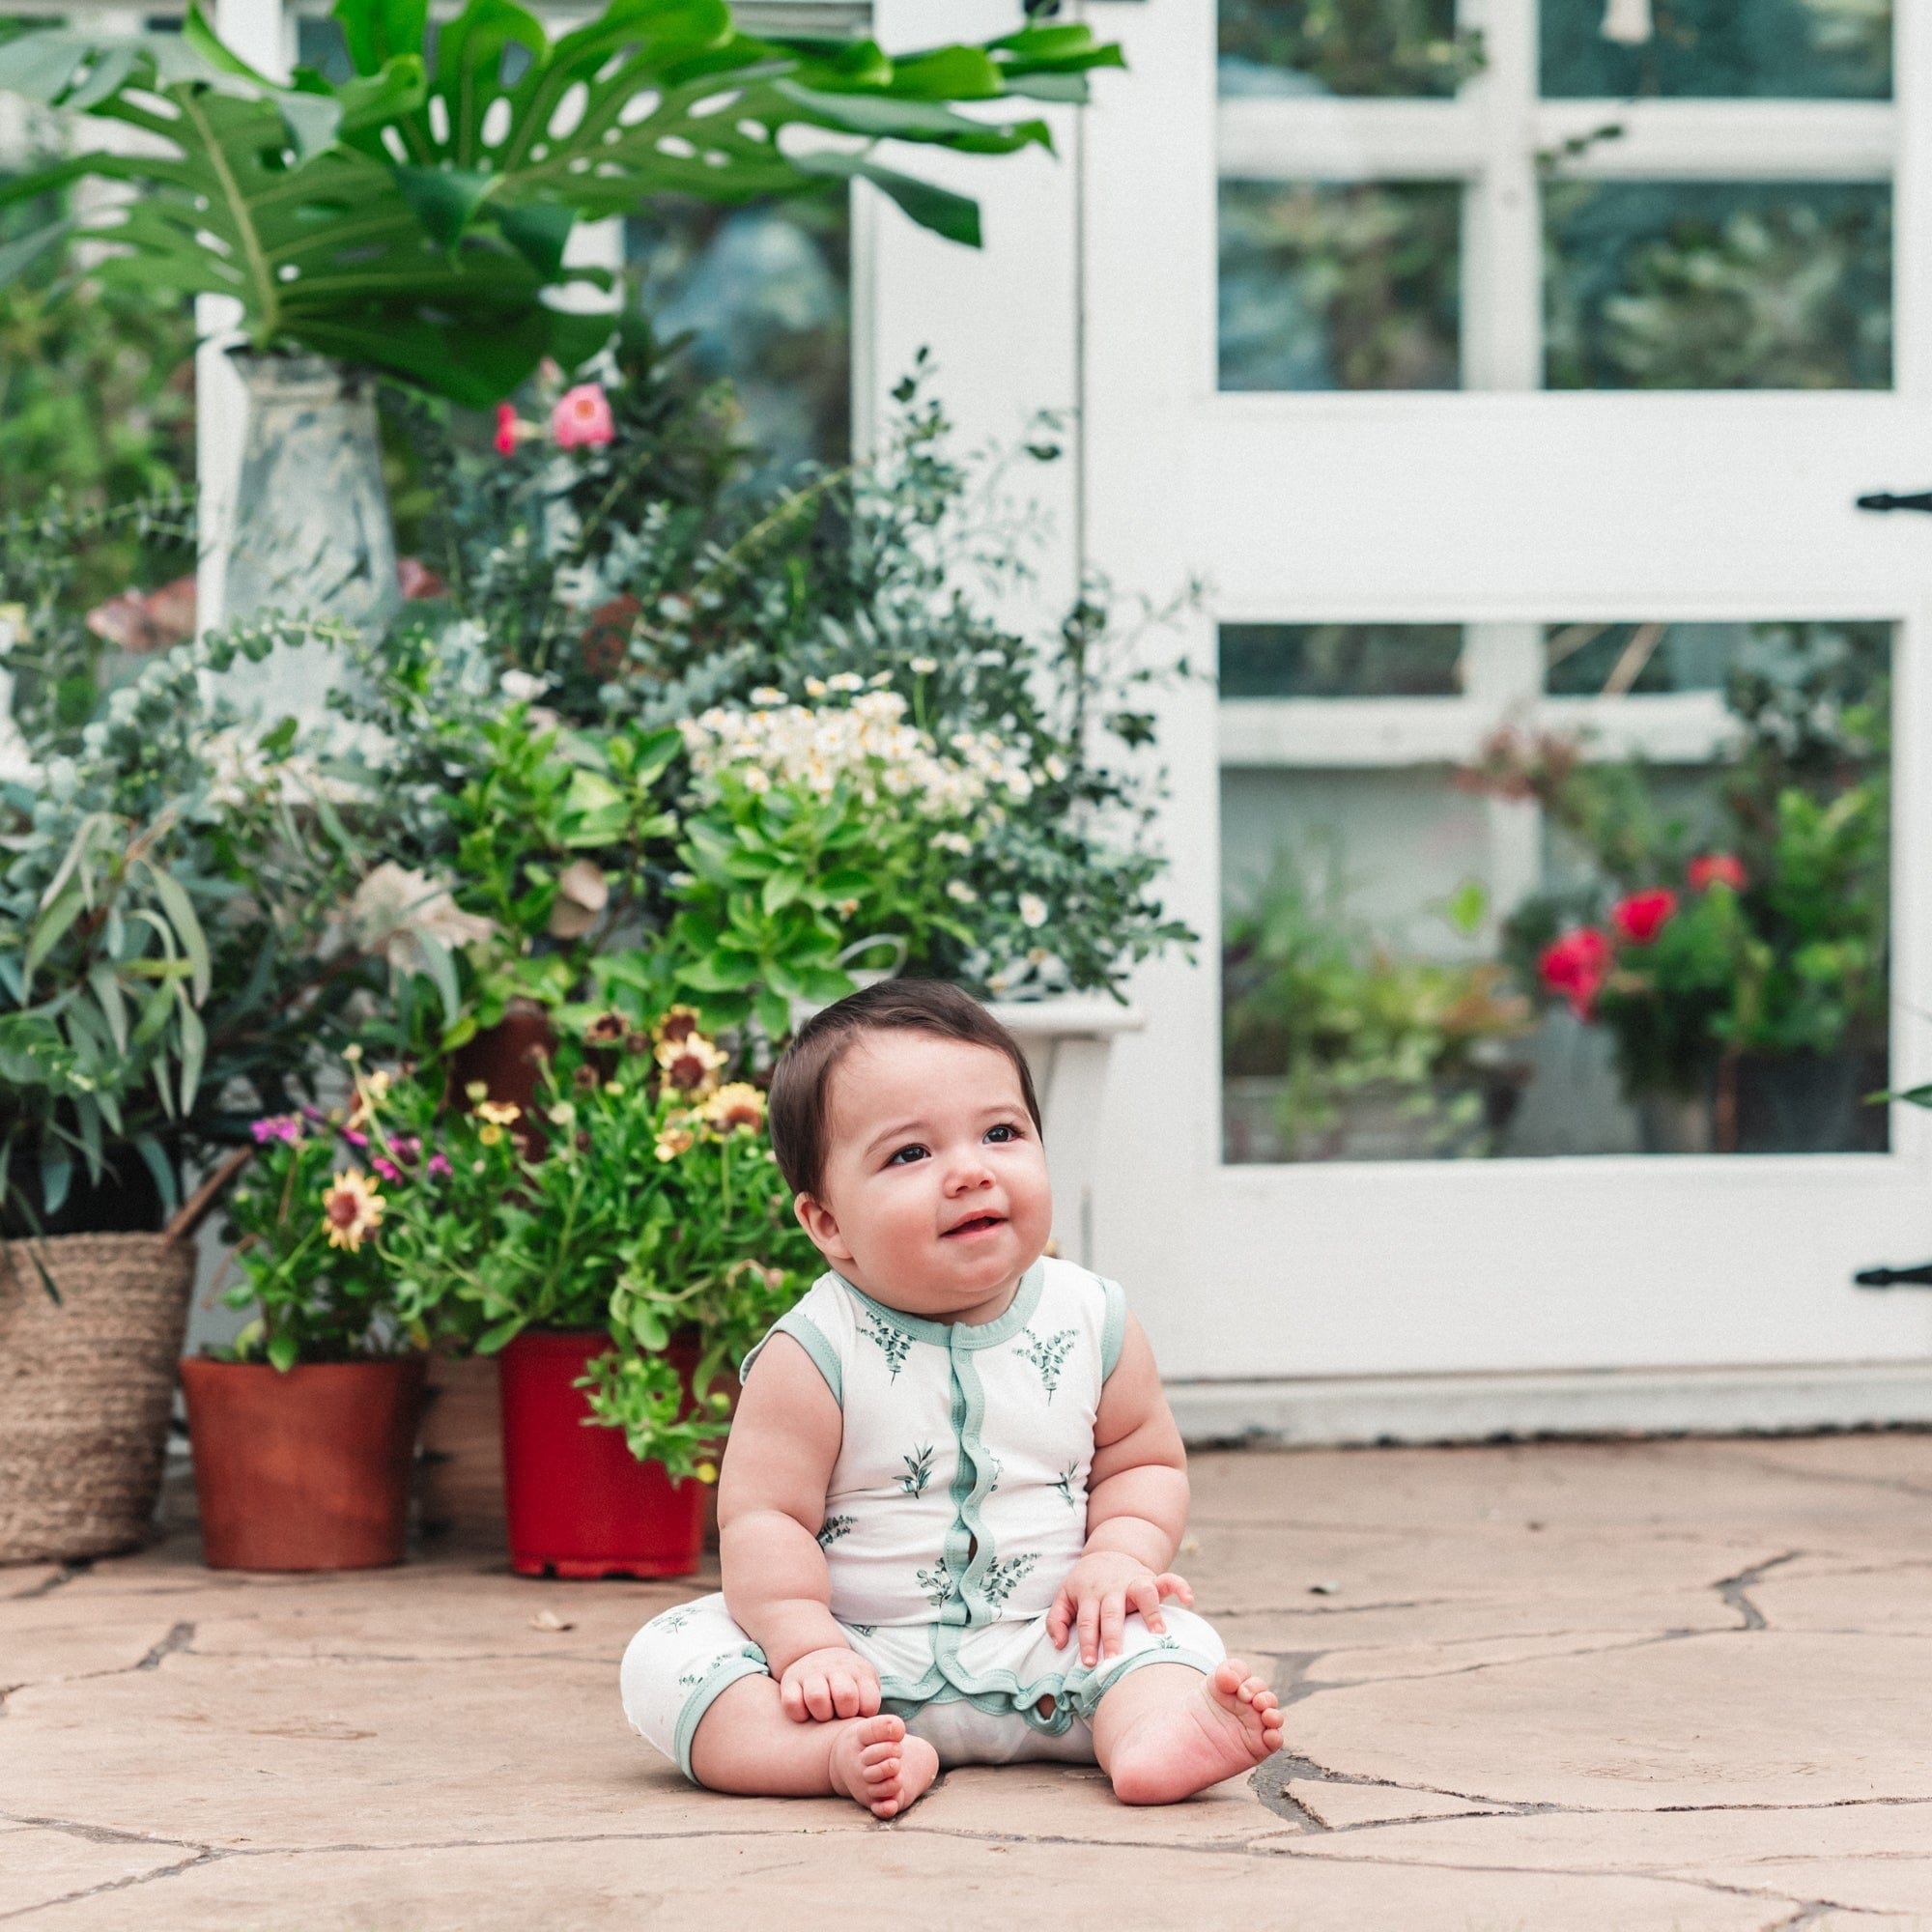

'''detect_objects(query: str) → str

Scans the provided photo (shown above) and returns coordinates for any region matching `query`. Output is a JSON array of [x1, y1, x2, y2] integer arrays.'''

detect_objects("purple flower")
[[371, 1156, 402, 1183], [342, 1127, 368, 1149], [426, 1153, 452, 1179], [249, 1116, 303, 1146]]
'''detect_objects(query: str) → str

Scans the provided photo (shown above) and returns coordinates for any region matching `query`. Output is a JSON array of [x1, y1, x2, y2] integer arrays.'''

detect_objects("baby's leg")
[[690, 1674, 940, 1820], [1091, 1661, 1284, 1806]]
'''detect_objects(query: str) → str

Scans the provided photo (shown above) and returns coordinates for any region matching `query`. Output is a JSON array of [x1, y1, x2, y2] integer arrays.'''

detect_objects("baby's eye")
[[985, 1122, 1021, 1143], [886, 1144, 928, 1166]]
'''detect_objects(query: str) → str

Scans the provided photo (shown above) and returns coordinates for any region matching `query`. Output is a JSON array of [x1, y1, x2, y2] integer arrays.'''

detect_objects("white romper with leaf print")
[[619, 1258, 1227, 1777]]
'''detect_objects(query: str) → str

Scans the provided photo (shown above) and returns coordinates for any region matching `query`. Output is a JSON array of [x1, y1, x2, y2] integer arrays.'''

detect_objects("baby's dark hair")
[[767, 980, 1042, 1200]]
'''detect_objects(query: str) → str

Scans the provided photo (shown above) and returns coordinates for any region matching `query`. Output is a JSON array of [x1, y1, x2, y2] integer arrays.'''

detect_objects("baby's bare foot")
[[828, 1714, 941, 1820], [1106, 1660, 1284, 1806]]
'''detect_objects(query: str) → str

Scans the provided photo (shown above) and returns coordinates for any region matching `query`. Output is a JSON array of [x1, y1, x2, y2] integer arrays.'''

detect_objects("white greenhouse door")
[[1074, 0, 1932, 1391]]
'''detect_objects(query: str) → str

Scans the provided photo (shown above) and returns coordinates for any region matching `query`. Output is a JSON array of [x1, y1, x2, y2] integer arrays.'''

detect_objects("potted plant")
[[1477, 622, 1889, 1153], [0, 611, 403, 1564], [183, 1051, 478, 1569], [391, 1007, 813, 1577], [1222, 856, 1533, 1163], [0, 0, 1121, 637]]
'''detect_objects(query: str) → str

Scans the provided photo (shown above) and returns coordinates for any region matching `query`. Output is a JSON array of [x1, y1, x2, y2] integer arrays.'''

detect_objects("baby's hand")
[[778, 1645, 882, 1723], [1047, 1552, 1194, 1668]]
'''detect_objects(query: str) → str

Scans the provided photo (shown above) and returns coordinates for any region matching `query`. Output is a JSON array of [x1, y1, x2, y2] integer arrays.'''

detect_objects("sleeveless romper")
[[620, 1257, 1224, 1776]]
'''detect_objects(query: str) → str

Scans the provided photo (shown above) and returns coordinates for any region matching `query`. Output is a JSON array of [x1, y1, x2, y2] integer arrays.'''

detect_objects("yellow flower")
[[478, 1123, 505, 1147], [464, 1079, 489, 1103], [654, 1122, 696, 1163], [475, 1099, 522, 1126], [703, 1082, 766, 1134], [656, 1031, 726, 1094], [695, 1462, 719, 1485], [320, 1169, 384, 1252]]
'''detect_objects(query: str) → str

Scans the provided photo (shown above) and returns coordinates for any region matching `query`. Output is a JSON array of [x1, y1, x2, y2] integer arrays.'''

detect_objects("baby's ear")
[[793, 1190, 851, 1265]]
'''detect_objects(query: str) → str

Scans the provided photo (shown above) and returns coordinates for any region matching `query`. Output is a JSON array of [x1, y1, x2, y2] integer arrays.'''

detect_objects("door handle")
[[1854, 1261, 1932, 1289], [1856, 490, 1932, 512]]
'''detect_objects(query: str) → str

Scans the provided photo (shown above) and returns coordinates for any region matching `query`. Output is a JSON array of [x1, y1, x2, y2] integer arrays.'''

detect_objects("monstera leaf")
[[0, 0, 1122, 402]]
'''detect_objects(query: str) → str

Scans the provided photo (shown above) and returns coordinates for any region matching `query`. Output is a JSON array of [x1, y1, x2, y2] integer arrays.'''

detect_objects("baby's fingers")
[[1152, 1571, 1194, 1607], [780, 1675, 809, 1722], [1127, 1575, 1168, 1635], [802, 1671, 836, 1721], [830, 1670, 867, 1719], [1077, 1589, 1102, 1666], [1099, 1588, 1129, 1660], [1047, 1585, 1074, 1649]]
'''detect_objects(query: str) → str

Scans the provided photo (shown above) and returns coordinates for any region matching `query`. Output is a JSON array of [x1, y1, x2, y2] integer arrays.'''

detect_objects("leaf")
[[39, 1146, 72, 1219], [0, 216, 71, 287], [87, 963, 129, 1055], [412, 930, 463, 1029], [144, 862, 212, 1004], [23, 881, 87, 994], [790, 148, 980, 246], [176, 991, 206, 1115], [476, 1315, 526, 1354], [269, 1330, 299, 1372]]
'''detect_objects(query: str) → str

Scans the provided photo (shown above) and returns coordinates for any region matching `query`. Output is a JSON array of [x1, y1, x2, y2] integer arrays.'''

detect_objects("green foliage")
[[0, 0, 1122, 402], [0, 616, 390, 1236], [0, 493, 195, 752], [218, 1056, 497, 1365], [1222, 851, 1530, 1153], [1218, 0, 1484, 98]]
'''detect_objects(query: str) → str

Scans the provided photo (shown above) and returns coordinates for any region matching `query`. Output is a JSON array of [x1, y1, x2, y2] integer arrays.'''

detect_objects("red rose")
[[1538, 927, 1612, 1018], [1609, 888, 1678, 946], [1688, 853, 1746, 894], [494, 402, 519, 458]]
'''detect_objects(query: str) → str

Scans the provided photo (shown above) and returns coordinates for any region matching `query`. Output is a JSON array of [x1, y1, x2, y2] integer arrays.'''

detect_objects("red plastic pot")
[[497, 1329, 707, 1579], [181, 1355, 426, 1572]]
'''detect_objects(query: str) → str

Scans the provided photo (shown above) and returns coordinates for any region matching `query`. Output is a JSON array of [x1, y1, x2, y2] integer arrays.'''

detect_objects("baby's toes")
[[860, 1742, 903, 1779]]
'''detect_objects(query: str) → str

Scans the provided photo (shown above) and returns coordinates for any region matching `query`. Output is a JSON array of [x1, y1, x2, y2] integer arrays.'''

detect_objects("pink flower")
[[342, 1126, 368, 1149], [426, 1153, 453, 1180], [551, 383, 614, 450], [1688, 853, 1747, 894], [371, 1156, 402, 1183], [1539, 927, 1612, 1019], [494, 402, 519, 458], [249, 1115, 302, 1146], [1609, 888, 1678, 947]]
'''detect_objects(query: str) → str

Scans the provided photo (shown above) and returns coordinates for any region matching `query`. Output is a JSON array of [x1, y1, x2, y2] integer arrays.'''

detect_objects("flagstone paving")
[[5, 1432, 1932, 1929]]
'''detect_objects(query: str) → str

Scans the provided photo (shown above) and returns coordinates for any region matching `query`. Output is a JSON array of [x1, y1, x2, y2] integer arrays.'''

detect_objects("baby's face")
[[797, 1030, 1052, 1323]]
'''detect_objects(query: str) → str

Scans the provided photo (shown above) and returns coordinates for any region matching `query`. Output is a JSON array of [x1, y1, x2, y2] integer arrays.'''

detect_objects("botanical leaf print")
[[816, 1514, 855, 1549], [915, 1564, 952, 1609], [1053, 1464, 1078, 1510], [897, 1444, 934, 1496], [981, 1551, 1038, 1607], [980, 1452, 1003, 1497], [677, 1651, 738, 1689], [652, 1606, 696, 1634], [1018, 1327, 1076, 1400], [863, 1308, 913, 1379]]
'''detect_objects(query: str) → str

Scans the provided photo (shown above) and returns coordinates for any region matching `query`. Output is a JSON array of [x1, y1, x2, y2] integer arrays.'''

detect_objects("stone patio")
[[5, 1431, 1932, 1929]]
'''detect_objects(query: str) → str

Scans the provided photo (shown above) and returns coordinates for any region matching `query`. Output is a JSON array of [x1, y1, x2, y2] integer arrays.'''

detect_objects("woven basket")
[[0, 1235, 197, 1564]]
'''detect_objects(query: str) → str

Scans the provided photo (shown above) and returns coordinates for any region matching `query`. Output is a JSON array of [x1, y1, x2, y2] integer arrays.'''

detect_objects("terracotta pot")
[[497, 1330, 708, 1579], [450, 1001, 557, 1153], [181, 1355, 426, 1572]]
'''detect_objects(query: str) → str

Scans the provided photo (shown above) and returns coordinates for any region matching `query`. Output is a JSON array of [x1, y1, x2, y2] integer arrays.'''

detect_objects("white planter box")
[[982, 997, 1143, 1271]]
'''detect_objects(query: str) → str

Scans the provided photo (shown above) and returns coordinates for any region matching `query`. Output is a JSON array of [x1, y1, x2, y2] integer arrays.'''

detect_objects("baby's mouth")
[[942, 1213, 1007, 1240]]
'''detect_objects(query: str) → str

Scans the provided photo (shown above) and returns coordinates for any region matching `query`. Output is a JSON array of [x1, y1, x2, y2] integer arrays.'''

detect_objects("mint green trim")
[[740, 1309, 842, 1406], [836, 1262, 1044, 1352], [1074, 1645, 1219, 1719], [1099, 1278, 1127, 1382], [946, 1347, 997, 1624], [673, 1649, 769, 1782]]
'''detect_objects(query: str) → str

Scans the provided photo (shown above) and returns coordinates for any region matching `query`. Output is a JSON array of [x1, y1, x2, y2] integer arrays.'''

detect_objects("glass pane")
[[1544, 617, 1889, 696], [1222, 620, 1891, 1161], [1220, 181, 1463, 391], [1222, 623, 1465, 697], [1219, 0, 1480, 99], [624, 196, 850, 476], [1541, 0, 1891, 100], [1545, 182, 1891, 390], [295, 15, 354, 81]]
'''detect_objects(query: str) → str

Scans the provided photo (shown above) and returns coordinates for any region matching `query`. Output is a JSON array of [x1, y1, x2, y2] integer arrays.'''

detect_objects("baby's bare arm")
[[1085, 1313, 1189, 1565], [718, 1333, 850, 1679]]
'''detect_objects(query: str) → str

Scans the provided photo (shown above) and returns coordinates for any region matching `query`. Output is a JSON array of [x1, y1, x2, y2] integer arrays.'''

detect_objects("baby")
[[620, 980, 1282, 1816]]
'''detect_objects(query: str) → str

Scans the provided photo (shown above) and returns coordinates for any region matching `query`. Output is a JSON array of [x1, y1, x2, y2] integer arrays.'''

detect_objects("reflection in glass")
[[1218, 0, 1481, 99], [1545, 182, 1891, 390], [1221, 622, 1891, 1161], [1545, 618, 1890, 696], [1222, 623, 1464, 697], [626, 198, 849, 475], [1219, 181, 1462, 391], [1540, 0, 1890, 100]]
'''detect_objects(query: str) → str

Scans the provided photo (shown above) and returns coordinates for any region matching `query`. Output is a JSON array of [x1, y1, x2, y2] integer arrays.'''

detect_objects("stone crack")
[[1715, 1550, 1804, 1631], [135, 1622, 196, 1670], [6, 1563, 92, 1603]]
